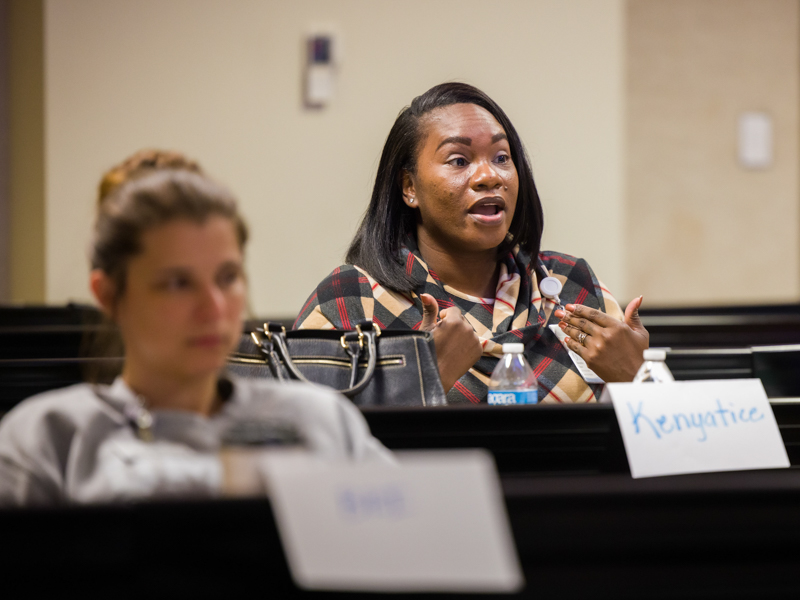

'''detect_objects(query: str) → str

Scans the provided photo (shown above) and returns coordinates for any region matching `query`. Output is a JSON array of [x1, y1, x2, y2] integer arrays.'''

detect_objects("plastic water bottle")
[[487, 343, 538, 405], [632, 349, 675, 383]]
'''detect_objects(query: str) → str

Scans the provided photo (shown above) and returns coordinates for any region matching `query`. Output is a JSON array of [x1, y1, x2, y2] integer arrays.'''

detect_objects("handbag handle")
[[250, 327, 286, 382], [253, 321, 380, 398]]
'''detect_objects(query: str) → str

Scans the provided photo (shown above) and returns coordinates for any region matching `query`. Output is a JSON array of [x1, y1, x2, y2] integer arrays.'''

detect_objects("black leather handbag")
[[227, 321, 447, 407]]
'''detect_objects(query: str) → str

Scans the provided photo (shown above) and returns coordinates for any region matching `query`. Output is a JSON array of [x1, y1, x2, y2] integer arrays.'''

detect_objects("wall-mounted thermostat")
[[304, 32, 338, 109]]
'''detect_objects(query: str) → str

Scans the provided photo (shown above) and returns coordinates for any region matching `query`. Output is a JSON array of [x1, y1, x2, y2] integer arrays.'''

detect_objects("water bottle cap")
[[539, 276, 562, 298], [643, 349, 667, 361], [502, 343, 525, 354]]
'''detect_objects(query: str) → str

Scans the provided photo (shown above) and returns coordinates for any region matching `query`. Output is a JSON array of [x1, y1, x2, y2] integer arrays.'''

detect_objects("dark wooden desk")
[[3, 468, 800, 599], [362, 402, 800, 476], [640, 303, 800, 348]]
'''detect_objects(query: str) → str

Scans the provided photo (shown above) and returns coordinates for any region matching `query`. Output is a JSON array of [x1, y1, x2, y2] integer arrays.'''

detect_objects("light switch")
[[738, 111, 773, 170]]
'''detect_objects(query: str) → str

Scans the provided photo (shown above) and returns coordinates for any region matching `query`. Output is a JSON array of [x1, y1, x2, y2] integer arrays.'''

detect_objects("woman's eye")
[[217, 268, 241, 288], [448, 157, 468, 167], [496, 154, 512, 165], [161, 276, 192, 291]]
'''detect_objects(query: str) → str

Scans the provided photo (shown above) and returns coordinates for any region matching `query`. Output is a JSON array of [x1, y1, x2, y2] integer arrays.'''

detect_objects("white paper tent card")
[[601, 379, 790, 479], [261, 449, 524, 593]]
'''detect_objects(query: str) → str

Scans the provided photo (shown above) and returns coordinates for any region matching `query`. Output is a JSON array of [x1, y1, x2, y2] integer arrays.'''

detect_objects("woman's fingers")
[[563, 335, 586, 357], [432, 307, 482, 391], [564, 304, 614, 327], [558, 312, 599, 337], [624, 295, 648, 338], [438, 306, 461, 321], [418, 293, 440, 331], [560, 322, 592, 347], [558, 300, 649, 383]]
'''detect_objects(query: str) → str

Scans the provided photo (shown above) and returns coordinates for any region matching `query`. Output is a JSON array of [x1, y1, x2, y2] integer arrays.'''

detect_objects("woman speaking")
[[295, 83, 649, 404]]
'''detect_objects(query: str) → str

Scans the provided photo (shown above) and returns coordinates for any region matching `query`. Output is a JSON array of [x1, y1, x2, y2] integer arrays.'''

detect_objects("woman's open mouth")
[[468, 198, 506, 225]]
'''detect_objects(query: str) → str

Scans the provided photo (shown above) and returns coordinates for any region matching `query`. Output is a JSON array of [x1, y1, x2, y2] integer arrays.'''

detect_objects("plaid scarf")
[[294, 239, 622, 404]]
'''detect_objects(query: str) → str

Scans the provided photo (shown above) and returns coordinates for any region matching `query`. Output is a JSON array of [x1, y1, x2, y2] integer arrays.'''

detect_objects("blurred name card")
[[600, 379, 789, 479], [261, 450, 524, 593]]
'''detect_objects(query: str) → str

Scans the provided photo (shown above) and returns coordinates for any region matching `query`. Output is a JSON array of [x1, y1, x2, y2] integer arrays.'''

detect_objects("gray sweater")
[[0, 377, 391, 506]]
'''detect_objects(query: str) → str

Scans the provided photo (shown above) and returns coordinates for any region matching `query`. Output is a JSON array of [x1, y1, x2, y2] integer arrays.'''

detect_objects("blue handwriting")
[[337, 484, 408, 520], [627, 399, 765, 442]]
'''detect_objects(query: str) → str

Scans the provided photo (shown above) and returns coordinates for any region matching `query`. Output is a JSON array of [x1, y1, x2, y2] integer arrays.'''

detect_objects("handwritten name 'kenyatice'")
[[628, 399, 765, 442]]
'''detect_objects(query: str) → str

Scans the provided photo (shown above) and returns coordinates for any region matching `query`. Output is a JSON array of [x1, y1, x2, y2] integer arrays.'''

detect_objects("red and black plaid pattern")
[[294, 241, 623, 404]]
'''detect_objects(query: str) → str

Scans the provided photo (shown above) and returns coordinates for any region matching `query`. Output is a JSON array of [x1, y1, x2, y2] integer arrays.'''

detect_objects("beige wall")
[[42, 0, 626, 316], [30, 0, 799, 314], [9, 0, 45, 303], [0, 0, 8, 302], [627, 0, 800, 306]]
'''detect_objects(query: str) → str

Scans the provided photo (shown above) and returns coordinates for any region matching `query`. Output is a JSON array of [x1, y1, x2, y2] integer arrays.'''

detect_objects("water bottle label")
[[487, 390, 538, 405]]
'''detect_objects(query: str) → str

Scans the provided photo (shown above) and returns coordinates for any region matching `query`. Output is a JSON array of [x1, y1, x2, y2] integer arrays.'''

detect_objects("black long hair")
[[346, 82, 545, 293]]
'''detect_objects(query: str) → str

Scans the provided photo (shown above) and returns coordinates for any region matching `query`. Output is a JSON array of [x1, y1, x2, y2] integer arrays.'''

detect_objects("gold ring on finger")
[[577, 331, 587, 346]]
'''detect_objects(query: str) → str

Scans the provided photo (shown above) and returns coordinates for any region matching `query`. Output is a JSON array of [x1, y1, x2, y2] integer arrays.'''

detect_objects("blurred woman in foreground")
[[0, 153, 389, 506]]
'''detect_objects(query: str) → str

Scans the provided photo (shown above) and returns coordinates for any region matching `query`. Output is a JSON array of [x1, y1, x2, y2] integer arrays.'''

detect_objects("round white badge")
[[539, 276, 563, 299]]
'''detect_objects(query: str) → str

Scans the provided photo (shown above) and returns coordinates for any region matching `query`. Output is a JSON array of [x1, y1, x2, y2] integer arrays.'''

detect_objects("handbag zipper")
[[228, 355, 405, 369]]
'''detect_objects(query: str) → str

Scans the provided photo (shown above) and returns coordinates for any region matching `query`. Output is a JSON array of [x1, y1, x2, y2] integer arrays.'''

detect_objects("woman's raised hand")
[[419, 293, 483, 392], [555, 296, 649, 383]]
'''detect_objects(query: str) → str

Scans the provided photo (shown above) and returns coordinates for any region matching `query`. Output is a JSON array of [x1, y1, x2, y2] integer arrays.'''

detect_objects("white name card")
[[600, 379, 790, 479], [261, 449, 524, 593]]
